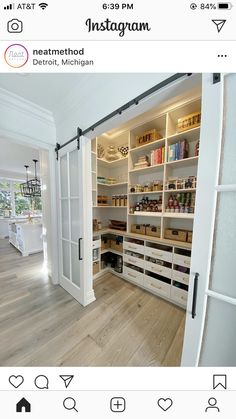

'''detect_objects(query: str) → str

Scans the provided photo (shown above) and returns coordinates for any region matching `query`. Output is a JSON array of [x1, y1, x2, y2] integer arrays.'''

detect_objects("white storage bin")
[[123, 241, 145, 255], [123, 253, 144, 269], [123, 266, 144, 286], [171, 286, 188, 306], [144, 274, 171, 298], [145, 260, 172, 280], [92, 239, 101, 249], [173, 253, 191, 268], [145, 246, 172, 263], [172, 269, 189, 285]]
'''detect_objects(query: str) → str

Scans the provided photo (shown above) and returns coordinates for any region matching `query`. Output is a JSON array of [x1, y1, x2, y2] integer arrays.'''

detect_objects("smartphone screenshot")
[[0, 0, 235, 417]]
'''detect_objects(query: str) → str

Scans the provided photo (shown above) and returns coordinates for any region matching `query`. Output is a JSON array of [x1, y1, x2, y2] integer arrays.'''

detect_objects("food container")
[[131, 224, 146, 235], [164, 229, 188, 242], [115, 196, 120, 206], [120, 195, 125, 206], [146, 225, 161, 238], [153, 181, 162, 191], [187, 231, 193, 243], [177, 111, 201, 133]]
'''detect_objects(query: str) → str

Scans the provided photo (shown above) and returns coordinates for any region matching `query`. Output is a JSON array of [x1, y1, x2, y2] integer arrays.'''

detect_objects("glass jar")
[[120, 195, 125, 206], [115, 196, 120, 206]]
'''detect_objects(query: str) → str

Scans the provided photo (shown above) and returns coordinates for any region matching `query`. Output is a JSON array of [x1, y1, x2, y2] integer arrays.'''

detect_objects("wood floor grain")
[[0, 239, 185, 366]]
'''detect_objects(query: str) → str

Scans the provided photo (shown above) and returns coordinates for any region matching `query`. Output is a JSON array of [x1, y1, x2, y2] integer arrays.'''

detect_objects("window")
[[0, 189, 11, 217], [0, 179, 42, 217]]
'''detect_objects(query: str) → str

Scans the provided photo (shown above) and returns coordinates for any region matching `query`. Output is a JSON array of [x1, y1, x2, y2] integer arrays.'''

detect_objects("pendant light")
[[20, 159, 41, 197]]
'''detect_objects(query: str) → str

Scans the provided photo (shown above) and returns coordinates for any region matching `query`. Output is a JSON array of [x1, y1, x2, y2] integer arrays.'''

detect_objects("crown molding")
[[0, 87, 55, 128]]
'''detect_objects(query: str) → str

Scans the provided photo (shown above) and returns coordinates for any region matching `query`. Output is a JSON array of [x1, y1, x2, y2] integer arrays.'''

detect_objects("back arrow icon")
[[212, 19, 226, 33]]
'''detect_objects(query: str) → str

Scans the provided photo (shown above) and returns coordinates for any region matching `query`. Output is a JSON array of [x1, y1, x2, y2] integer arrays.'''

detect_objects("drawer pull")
[[128, 272, 137, 279], [152, 251, 163, 257], [150, 282, 162, 290], [153, 267, 162, 272], [184, 259, 190, 265]]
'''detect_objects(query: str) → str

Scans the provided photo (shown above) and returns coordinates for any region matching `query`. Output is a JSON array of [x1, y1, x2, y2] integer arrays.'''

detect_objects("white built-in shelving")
[[91, 96, 201, 307]]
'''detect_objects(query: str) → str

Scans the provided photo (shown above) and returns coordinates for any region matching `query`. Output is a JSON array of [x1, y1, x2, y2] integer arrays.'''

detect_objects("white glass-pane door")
[[199, 73, 236, 366], [58, 144, 83, 303]]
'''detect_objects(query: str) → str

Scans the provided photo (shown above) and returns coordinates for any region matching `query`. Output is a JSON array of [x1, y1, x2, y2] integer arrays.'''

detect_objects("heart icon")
[[157, 398, 173, 411], [9, 375, 24, 388]]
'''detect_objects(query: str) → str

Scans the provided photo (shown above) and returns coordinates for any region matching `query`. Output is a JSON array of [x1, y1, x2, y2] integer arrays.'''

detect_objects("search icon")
[[63, 397, 78, 412]]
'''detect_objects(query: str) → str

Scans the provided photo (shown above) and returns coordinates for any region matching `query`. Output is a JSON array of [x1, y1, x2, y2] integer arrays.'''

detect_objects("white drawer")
[[144, 275, 171, 298], [123, 266, 143, 286], [93, 239, 101, 249], [145, 246, 172, 263], [145, 260, 172, 279], [123, 241, 145, 255], [173, 253, 191, 268], [172, 270, 189, 285], [123, 253, 144, 269], [171, 286, 188, 306]]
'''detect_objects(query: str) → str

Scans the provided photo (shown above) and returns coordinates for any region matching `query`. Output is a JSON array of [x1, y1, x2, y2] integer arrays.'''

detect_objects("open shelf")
[[129, 190, 163, 196], [129, 163, 165, 174], [97, 156, 128, 168], [166, 156, 198, 168], [92, 97, 200, 304], [129, 212, 162, 217], [167, 126, 200, 145], [129, 138, 165, 154], [163, 213, 194, 219], [97, 182, 128, 187], [96, 206, 127, 208], [164, 188, 196, 193]]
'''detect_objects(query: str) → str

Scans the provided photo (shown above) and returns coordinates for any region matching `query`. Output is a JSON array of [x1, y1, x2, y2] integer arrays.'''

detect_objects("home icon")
[[16, 397, 31, 413]]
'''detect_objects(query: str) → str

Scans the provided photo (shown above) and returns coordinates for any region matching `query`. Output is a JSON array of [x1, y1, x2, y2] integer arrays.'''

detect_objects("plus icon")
[[110, 397, 126, 412]]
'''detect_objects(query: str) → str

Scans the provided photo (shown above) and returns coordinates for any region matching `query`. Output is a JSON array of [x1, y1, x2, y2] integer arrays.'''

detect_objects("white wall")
[[54, 73, 173, 142]]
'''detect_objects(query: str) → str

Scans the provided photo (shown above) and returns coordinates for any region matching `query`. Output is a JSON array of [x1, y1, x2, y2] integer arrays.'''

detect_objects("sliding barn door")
[[58, 139, 95, 306], [181, 73, 236, 366]]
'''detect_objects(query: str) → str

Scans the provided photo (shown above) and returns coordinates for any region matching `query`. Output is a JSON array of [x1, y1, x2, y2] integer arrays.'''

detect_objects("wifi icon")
[[39, 2, 48, 9]]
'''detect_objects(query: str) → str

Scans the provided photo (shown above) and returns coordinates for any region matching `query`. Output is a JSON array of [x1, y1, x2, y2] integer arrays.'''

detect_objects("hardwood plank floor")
[[0, 239, 186, 366]]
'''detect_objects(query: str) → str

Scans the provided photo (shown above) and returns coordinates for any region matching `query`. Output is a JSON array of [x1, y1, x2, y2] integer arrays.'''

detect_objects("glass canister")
[[112, 195, 116, 206], [115, 195, 120, 206], [120, 195, 125, 206]]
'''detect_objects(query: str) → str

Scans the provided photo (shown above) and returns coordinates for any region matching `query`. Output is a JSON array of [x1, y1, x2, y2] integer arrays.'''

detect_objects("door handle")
[[191, 272, 199, 319], [78, 238, 83, 261]]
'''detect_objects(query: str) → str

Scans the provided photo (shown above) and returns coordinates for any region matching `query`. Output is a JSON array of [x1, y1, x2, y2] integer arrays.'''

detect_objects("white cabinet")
[[171, 286, 188, 306], [123, 266, 143, 286], [9, 221, 43, 256], [123, 241, 145, 255], [145, 246, 172, 263], [144, 274, 171, 298], [123, 253, 144, 269], [173, 253, 191, 268]]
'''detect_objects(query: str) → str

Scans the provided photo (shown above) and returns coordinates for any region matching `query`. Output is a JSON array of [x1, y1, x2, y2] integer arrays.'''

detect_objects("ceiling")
[[0, 74, 88, 112], [0, 138, 39, 180]]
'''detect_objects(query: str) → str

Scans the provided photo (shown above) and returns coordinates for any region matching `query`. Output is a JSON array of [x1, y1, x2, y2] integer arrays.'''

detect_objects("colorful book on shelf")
[[168, 140, 189, 162]]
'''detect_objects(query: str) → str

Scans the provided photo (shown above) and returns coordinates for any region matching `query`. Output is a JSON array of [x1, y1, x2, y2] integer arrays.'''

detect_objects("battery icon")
[[218, 2, 233, 8]]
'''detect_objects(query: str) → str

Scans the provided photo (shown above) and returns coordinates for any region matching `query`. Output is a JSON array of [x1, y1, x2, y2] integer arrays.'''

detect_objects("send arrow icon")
[[212, 19, 226, 33], [60, 375, 74, 388]]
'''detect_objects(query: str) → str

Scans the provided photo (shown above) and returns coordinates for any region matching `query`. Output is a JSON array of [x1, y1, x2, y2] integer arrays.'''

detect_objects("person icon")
[[205, 397, 220, 412]]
